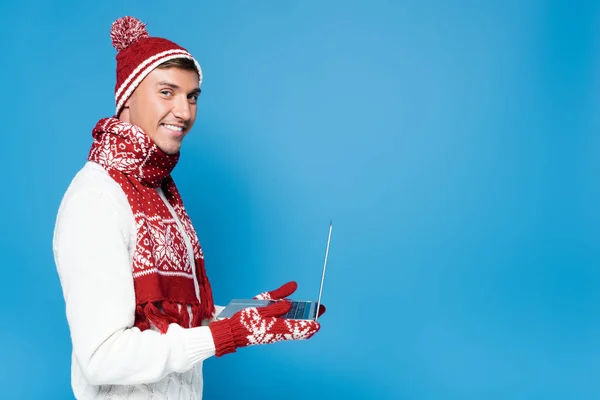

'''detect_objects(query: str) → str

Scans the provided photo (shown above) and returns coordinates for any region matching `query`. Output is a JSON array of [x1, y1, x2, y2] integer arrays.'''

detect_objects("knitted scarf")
[[88, 117, 215, 333]]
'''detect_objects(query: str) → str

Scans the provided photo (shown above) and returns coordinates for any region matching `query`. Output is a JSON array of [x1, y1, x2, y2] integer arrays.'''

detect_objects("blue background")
[[1, 0, 599, 398]]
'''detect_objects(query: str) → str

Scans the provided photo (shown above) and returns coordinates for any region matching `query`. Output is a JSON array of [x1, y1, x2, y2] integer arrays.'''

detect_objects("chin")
[[157, 144, 181, 155], [164, 147, 181, 155]]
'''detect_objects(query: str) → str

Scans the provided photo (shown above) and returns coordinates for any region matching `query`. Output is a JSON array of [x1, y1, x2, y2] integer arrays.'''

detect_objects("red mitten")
[[253, 281, 327, 317], [254, 281, 298, 300], [208, 300, 320, 357]]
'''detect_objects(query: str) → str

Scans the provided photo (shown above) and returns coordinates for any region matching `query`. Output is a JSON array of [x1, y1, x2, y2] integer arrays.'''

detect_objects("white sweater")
[[53, 161, 224, 399]]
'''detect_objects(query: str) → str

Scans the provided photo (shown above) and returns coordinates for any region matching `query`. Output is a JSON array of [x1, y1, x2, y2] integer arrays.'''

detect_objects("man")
[[53, 16, 323, 399]]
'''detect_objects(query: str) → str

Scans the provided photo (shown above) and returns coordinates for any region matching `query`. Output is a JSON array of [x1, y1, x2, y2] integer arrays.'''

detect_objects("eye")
[[188, 93, 199, 104], [160, 89, 173, 97]]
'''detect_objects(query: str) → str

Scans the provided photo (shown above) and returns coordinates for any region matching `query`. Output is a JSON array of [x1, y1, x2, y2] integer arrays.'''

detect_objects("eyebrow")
[[157, 80, 201, 94]]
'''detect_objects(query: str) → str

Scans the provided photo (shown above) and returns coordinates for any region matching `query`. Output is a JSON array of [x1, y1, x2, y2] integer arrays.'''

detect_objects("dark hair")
[[157, 57, 198, 72]]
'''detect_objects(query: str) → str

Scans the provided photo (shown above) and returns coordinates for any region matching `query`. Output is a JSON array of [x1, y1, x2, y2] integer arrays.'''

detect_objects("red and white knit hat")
[[110, 16, 203, 116]]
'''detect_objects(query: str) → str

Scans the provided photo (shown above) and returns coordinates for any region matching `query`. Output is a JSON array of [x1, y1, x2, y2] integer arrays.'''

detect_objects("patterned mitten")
[[208, 295, 321, 357]]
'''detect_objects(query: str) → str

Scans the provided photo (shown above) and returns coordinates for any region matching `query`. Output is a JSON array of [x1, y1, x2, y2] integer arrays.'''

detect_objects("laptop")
[[215, 220, 332, 321]]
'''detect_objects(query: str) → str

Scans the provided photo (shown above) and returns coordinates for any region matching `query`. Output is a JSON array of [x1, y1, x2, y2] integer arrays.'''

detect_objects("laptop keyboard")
[[283, 301, 307, 319]]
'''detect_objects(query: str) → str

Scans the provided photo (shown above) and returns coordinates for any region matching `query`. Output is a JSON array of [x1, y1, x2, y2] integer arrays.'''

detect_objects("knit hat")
[[110, 16, 203, 116]]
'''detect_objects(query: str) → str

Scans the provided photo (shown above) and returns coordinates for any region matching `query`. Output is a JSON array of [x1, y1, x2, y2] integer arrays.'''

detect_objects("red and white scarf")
[[88, 117, 215, 333]]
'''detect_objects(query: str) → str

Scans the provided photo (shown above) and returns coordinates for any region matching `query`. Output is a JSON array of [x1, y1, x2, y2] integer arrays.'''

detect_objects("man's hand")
[[254, 281, 326, 317], [253, 281, 297, 300], [208, 281, 326, 357], [209, 299, 320, 356]]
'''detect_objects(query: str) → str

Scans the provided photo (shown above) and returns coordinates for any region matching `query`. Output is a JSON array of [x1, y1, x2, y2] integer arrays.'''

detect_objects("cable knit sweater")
[[53, 161, 224, 399]]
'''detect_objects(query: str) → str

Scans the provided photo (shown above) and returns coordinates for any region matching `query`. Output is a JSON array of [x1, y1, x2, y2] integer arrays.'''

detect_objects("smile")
[[162, 124, 184, 132]]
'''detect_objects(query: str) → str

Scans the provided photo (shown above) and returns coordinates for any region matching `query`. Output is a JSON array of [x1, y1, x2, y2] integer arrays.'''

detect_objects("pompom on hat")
[[110, 16, 203, 116]]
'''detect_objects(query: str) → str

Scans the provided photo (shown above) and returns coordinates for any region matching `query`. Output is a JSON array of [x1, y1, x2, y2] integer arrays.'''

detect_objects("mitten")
[[208, 299, 320, 357], [254, 281, 298, 300], [253, 281, 327, 317]]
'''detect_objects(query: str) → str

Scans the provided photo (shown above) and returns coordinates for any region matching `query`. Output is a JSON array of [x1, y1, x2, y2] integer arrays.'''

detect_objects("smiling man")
[[119, 64, 200, 154], [52, 16, 323, 399]]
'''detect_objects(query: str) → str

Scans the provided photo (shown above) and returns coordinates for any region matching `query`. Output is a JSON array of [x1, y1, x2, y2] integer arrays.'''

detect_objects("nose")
[[172, 95, 192, 121]]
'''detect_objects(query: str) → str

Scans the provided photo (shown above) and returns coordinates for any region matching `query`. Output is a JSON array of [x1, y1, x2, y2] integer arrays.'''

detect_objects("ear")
[[118, 100, 131, 122]]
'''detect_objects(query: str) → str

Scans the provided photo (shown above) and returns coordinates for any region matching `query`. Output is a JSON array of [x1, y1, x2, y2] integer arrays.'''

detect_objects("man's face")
[[121, 67, 200, 154]]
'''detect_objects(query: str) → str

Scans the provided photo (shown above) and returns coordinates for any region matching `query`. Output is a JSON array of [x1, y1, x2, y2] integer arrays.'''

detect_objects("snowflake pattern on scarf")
[[88, 117, 215, 332]]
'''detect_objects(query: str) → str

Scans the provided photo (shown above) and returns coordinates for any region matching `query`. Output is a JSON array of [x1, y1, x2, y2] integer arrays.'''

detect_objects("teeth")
[[163, 124, 183, 132]]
